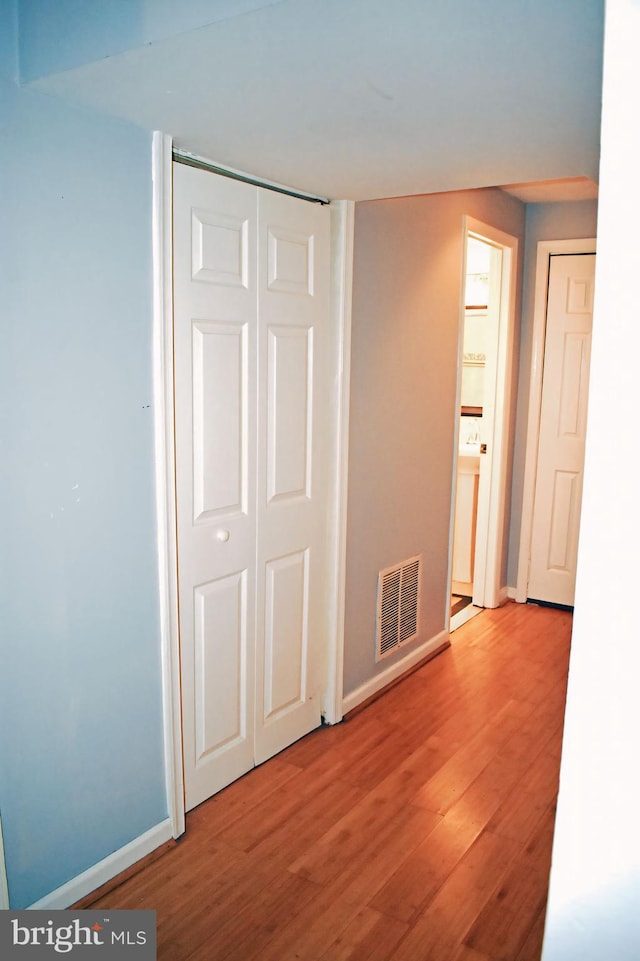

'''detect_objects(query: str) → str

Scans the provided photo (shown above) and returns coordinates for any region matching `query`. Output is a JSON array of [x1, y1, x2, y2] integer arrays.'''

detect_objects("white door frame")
[[323, 198, 355, 725], [515, 237, 596, 603], [152, 132, 185, 837], [450, 216, 519, 617], [151, 132, 353, 834]]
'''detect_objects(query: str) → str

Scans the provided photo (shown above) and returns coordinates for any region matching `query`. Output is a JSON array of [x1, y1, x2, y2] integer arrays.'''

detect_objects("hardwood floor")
[[86, 601, 572, 961]]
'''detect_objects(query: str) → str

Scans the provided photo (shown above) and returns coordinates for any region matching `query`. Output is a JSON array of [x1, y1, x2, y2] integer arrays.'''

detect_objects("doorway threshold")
[[450, 604, 483, 633]]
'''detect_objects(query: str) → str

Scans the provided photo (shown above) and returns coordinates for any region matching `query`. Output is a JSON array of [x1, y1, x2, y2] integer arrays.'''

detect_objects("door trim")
[[324, 199, 355, 725], [515, 238, 597, 603], [449, 216, 519, 617], [152, 132, 354, 823], [152, 131, 185, 838]]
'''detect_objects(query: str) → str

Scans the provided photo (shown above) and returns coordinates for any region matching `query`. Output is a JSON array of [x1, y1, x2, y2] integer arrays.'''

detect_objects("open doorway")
[[450, 235, 491, 626], [449, 219, 518, 632]]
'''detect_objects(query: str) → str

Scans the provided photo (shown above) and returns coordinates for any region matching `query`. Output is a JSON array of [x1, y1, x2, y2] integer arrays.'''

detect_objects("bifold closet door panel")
[[173, 163, 258, 811], [254, 188, 331, 765], [173, 162, 333, 808]]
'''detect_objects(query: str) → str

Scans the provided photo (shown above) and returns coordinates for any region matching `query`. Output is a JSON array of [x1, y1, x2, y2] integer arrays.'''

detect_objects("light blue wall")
[[0, 37, 166, 906], [0, 0, 17, 80], [17, 0, 143, 80], [17, 0, 287, 81], [507, 200, 599, 587]]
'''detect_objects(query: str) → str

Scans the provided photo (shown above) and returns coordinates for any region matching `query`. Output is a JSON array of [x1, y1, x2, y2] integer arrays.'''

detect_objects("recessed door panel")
[[267, 226, 314, 295], [267, 326, 312, 502], [547, 470, 580, 572], [558, 332, 590, 440], [194, 572, 247, 761], [566, 274, 594, 314], [263, 550, 309, 721], [192, 321, 247, 521], [192, 208, 249, 288]]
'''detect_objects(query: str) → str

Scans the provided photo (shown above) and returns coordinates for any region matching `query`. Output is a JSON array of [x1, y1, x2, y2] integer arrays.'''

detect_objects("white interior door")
[[528, 253, 595, 606], [173, 162, 331, 811]]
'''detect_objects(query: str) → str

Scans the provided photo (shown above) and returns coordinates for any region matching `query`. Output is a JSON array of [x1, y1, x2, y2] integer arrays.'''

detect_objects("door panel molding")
[[516, 238, 596, 604]]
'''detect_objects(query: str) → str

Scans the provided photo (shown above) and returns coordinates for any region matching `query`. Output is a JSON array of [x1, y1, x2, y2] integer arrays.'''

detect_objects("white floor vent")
[[376, 555, 422, 661]]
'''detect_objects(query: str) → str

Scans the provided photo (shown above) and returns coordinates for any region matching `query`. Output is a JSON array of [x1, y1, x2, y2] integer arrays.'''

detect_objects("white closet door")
[[174, 163, 332, 810], [173, 164, 258, 811], [254, 189, 330, 764], [528, 253, 595, 607]]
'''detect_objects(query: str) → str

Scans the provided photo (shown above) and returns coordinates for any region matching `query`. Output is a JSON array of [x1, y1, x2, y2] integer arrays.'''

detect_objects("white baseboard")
[[506, 585, 518, 600], [342, 630, 450, 716], [27, 819, 173, 910], [0, 815, 9, 910]]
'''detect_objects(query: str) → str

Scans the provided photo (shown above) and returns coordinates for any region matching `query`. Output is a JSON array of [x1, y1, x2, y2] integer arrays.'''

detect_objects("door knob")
[[215, 529, 230, 543]]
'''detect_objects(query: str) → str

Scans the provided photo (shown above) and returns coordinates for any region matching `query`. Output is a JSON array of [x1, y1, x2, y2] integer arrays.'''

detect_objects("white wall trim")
[[515, 237, 597, 603], [322, 200, 355, 725], [0, 814, 10, 909], [342, 630, 450, 716], [27, 820, 173, 910], [152, 131, 185, 838]]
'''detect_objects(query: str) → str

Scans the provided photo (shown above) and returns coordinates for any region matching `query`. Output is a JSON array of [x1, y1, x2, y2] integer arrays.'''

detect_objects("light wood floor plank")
[[217, 762, 358, 852], [412, 699, 534, 814], [389, 829, 521, 961], [451, 946, 492, 961], [287, 791, 432, 887], [186, 756, 302, 835], [369, 803, 486, 924], [464, 807, 557, 960], [163, 870, 320, 961], [322, 805, 442, 906], [319, 907, 408, 961], [233, 777, 367, 873], [514, 906, 548, 961], [246, 882, 368, 961]]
